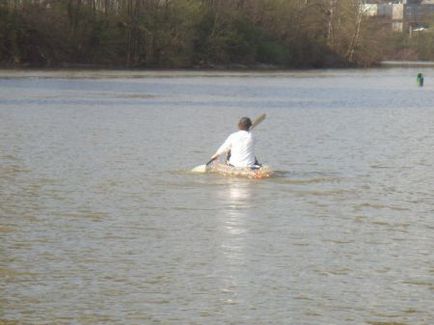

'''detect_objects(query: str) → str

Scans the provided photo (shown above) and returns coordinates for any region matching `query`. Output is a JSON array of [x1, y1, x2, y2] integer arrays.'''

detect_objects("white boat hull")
[[208, 162, 273, 179]]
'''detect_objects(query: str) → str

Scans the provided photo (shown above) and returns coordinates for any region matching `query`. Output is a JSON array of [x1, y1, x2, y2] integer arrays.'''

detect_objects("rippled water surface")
[[1, 69, 434, 324]]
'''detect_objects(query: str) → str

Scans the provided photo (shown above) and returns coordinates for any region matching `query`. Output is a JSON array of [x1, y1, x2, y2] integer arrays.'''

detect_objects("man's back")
[[224, 130, 256, 167]]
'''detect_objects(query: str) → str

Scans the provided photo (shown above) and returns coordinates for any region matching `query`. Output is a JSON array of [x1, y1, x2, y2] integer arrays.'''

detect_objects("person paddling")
[[210, 117, 261, 169]]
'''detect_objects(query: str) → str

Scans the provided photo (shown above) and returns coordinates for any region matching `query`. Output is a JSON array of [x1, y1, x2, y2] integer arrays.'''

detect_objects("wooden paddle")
[[191, 113, 266, 173]]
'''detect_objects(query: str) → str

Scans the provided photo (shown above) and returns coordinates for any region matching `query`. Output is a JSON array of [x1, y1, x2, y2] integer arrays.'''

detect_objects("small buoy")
[[417, 73, 424, 87]]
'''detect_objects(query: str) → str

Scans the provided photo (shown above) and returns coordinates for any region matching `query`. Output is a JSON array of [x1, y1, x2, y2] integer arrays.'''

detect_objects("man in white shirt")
[[210, 117, 260, 168]]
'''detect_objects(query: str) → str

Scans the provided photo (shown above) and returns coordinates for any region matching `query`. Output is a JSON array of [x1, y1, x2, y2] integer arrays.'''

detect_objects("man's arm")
[[210, 134, 233, 160]]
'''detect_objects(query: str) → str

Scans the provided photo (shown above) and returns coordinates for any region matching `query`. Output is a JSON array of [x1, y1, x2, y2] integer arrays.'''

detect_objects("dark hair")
[[238, 117, 252, 130]]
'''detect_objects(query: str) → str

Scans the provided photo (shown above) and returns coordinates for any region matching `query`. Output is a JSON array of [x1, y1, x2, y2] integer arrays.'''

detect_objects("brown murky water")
[[1, 69, 433, 324]]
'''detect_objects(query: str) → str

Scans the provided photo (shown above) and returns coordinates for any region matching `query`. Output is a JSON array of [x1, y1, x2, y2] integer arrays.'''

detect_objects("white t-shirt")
[[215, 130, 255, 167]]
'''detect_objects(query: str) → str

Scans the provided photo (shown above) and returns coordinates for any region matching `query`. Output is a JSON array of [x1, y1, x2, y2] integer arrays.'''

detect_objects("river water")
[[1, 69, 433, 324]]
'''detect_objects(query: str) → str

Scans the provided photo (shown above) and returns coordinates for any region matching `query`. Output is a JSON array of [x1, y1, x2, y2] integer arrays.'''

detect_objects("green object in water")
[[417, 73, 424, 87]]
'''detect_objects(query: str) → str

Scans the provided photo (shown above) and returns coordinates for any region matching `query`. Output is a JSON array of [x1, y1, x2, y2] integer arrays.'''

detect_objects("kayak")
[[207, 162, 273, 179]]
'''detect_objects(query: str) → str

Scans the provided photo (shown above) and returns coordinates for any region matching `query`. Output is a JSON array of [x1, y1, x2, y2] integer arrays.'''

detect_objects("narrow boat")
[[207, 161, 273, 179]]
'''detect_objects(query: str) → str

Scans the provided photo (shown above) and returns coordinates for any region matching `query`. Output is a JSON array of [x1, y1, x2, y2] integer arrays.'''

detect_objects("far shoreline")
[[1, 60, 434, 72], [0, 60, 354, 72], [380, 60, 434, 67]]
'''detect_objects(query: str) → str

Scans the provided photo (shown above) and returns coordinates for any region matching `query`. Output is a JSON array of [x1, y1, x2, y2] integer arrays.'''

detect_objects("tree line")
[[0, 0, 411, 69]]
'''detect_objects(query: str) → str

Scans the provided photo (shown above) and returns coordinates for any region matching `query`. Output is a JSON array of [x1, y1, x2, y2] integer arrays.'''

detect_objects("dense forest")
[[0, 0, 429, 69]]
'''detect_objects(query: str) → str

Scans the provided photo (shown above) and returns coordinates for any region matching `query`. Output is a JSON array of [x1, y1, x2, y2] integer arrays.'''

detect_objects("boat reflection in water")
[[214, 180, 254, 306]]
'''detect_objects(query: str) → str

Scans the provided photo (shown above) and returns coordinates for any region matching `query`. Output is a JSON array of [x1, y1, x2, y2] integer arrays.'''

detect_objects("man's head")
[[238, 117, 252, 131]]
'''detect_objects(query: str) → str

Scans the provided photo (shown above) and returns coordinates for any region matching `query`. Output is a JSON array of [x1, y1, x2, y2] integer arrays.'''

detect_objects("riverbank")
[[0, 57, 351, 71], [381, 60, 434, 67], [0, 55, 353, 71]]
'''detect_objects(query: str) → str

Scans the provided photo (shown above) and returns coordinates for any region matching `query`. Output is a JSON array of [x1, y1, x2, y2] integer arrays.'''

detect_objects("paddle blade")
[[251, 113, 266, 129], [191, 164, 208, 173]]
